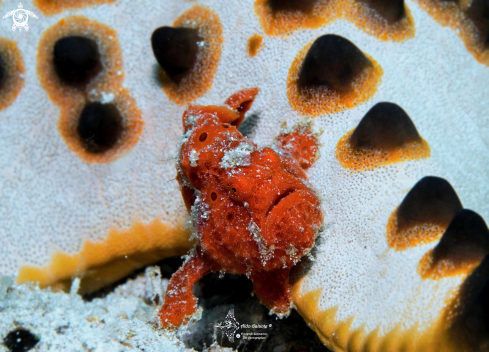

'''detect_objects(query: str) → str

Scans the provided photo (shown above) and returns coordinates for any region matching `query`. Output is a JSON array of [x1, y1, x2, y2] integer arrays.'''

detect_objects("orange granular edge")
[[254, 0, 327, 37], [159, 5, 223, 105], [254, 0, 414, 42], [248, 34, 264, 57], [37, 16, 143, 163], [413, 0, 489, 65], [418, 248, 481, 280], [33, 0, 116, 16], [0, 38, 25, 111], [18, 219, 194, 294], [291, 277, 472, 352], [287, 44, 383, 117], [385, 207, 446, 251], [335, 129, 430, 171]]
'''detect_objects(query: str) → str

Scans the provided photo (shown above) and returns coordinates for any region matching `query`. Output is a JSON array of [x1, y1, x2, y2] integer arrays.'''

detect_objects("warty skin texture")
[[0, 0, 488, 351], [159, 89, 322, 328]]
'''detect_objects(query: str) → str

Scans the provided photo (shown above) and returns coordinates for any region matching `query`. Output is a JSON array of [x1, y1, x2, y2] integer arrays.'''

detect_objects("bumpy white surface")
[[0, 0, 488, 345], [0, 270, 190, 352]]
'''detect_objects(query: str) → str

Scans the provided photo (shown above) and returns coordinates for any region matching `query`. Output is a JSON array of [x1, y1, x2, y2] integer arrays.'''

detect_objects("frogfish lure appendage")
[[158, 89, 323, 328]]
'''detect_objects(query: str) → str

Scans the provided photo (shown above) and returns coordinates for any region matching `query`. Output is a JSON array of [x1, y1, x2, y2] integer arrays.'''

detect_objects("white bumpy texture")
[[0, 0, 488, 351]]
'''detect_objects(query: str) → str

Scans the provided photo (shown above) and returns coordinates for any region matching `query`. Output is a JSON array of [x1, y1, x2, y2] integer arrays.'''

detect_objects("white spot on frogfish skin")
[[189, 150, 199, 167], [220, 143, 255, 169], [248, 220, 274, 265], [186, 114, 198, 126], [286, 244, 297, 256]]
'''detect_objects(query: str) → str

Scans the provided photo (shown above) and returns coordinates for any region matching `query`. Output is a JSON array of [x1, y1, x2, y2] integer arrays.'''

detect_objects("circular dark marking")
[[53, 36, 102, 87], [211, 192, 217, 201], [226, 211, 234, 221], [199, 132, 208, 142], [298, 34, 372, 92], [433, 209, 489, 265], [267, 0, 318, 13], [4, 329, 39, 352], [350, 102, 421, 150], [483, 279, 489, 335], [466, 0, 489, 47], [151, 26, 201, 84], [0, 55, 6, 89], [478, 275, 489, 336], [357, 0, 406, 23], [396, 176, 463, 230], [77, 102, 123, 154], [449, 254, 489, 349]]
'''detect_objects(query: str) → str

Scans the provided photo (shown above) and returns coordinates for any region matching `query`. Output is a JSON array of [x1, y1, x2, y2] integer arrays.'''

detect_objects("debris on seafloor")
[[184, 271, 331, 352], [0, 268, 188, 352], [0, 258, 330, 352]]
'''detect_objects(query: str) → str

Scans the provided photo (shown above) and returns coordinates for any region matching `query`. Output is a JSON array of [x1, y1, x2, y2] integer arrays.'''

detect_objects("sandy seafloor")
[[0, 262, 330, 352], [0, 267, 195, 352]]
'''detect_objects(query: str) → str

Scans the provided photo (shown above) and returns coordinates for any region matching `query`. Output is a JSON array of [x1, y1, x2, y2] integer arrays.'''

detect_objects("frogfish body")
[[159, 88, 322, 327]]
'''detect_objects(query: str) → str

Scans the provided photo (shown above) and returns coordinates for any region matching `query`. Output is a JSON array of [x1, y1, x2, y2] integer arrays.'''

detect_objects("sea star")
[[1, 0, 489, 350]]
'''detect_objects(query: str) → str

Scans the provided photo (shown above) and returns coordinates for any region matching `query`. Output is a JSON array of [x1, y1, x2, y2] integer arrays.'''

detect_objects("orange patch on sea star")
[[335, 129, 430, 171], [413, 0, 489, 65], [418, 248, 482, 280], [255, 0, 414, 41], [158, 5, 223, 105], [0, 38, 24, 111], [247, 34, 264, 57], [385, 208, 446, 251], [287, 42, 383, 117], [33, 0, 116, 16]]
